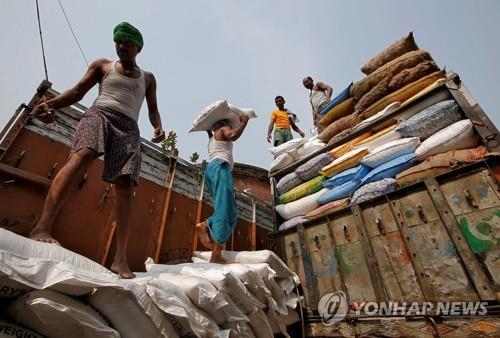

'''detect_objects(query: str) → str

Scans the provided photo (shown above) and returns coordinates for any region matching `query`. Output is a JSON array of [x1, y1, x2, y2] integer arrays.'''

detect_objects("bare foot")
[[110, 261, 136, 279], [209, 244, 228, 264], [29, 230, 61, 245], [196, 221, 214, 249]]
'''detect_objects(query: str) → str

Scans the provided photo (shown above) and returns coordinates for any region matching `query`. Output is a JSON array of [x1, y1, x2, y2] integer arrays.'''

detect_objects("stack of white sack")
[[0, 228, 179, 338], [140, 250, 300, 338]]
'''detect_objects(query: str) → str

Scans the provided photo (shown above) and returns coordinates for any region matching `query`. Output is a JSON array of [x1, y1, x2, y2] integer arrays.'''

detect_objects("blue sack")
[[317, 83, 353, 117], [317, 179, 361, 205], [362, 153, 416, 185], [323, 164, 370, 189]]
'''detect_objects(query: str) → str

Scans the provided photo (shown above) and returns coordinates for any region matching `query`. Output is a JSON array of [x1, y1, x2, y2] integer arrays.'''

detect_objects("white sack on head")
[[190, 100, 257, 132]]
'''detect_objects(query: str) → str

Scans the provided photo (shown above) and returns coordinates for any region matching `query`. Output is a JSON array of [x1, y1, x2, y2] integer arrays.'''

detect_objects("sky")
[[1, 0, 499, 169]]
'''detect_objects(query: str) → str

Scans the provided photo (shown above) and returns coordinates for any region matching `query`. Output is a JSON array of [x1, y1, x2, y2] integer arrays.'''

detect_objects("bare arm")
[[316, 81, 333, 100], [267, 118, 275, 143], [221, 115, 249, 141], [31, 58, 108, 123], [48, 58, 107, 109], [291, 121, 305, 137], [145, 72, 165, 143]]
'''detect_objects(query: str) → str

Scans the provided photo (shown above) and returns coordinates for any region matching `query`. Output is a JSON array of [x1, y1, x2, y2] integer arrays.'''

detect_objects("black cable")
[[57, 0, 89, 67], [35, 0, 49, 80]]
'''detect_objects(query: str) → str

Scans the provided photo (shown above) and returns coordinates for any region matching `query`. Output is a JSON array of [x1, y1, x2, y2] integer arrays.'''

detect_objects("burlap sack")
[[396, 146, 488, 185], [351, 49, 431, 99], [361, 32, 419, 75], [318, 113, 360, 143], [354, 77, 390, 114], [388, 60, 439, 91]]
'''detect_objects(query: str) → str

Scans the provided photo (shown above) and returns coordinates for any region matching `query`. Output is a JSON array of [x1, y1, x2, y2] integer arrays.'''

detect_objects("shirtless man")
[[302, 76, 333, 126], [196, 115, 249, 263], [29, 22, 165, 278]]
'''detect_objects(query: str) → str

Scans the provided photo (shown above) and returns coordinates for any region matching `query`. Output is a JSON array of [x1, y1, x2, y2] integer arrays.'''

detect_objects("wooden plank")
[[439, 169, 500, 216], [305, 222, 343, 304], [456, 209, 500, 287], [297, 224, 317, 309], [447, 75, 500, 153], [388, 196, 436, 301], [0, 162, 51, 187], [426, 177, 495, 300], [154, 158, 177, 262], [0, 80, 52, 160], [351, 204, 387, 303], [363, 202, 425, 302], [191, 173, 204, 254]]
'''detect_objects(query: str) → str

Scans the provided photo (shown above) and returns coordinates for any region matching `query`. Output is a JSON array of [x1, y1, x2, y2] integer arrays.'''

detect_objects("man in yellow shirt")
[[267, 96, 305, 146]]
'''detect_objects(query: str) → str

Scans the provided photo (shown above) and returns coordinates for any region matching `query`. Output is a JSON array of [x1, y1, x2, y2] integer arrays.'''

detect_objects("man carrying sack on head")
[[29, 22, 166, 279]]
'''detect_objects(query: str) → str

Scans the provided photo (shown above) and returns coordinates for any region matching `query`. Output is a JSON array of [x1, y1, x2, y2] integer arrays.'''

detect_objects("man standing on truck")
[[29, 22, 165, 279], [302, 76, 333, 127], [267, 95, 305, 146], [196, 115, 249, 263]]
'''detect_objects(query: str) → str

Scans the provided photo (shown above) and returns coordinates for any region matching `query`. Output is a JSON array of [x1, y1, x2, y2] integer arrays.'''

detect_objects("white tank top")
[[93, 60, 146, 121], [310, 90, 328, 112], [208, 137, 234, 169]]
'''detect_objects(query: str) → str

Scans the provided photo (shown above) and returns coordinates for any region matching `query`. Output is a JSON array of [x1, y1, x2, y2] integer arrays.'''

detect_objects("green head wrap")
[[113, 22, 143, 48]]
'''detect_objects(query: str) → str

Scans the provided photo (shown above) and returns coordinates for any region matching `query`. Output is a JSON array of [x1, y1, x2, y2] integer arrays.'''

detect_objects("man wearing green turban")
[[30, 22, 165, 279]]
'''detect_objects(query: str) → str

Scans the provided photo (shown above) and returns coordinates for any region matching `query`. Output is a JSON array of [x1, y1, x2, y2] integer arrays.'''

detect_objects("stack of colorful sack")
[[283, 98, 484, 220]]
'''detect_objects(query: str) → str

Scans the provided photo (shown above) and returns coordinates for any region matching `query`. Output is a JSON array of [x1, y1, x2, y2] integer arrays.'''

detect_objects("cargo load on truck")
[[268, 32, 500, 337]]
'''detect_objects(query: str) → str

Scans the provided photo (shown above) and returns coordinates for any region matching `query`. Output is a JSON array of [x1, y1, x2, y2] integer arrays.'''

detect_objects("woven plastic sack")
[[354, 76, 390, 114], [362, 153, 416, 185], [276, 172, 303, 195], [305, 198, 350, 220], [323, 165, 371, 189], [317, 83, 352, 117], [190, 100, 257, 132], [0, 276, 31, 298], [0, 320, 44, 338], [269, 138, 305, 157], [321, 147, 369, 177], [317, 180, 361, 205], [361, 137, 420, 168], [354, 127, 401, 153], [400, 78, 446, 108], [6, 290, 120, 338], [329, 131, 372, 159], [270, 152, 295, 173], [396, 146, 488, 185], [360, 70, 446, 119], [296, 138, 326, 160], [278, 216, 307, 232], [388, 60, 439, 91], [279, 175, 325, 204], [296, 153, 334, 181], [396, 100, 463, 140], [352, 49, 431, 100], [415, 119, 479, 161], [353, 102, 401, 132], [317, 98, 355, 128], [361, 32, 419, 75], [275, 189, 328, 220], [351, 178, 398, 205]]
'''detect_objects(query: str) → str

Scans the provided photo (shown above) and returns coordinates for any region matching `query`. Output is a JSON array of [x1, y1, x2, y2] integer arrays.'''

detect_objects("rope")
[[57, 0, 89, 67], [35, 0, 49, 80]]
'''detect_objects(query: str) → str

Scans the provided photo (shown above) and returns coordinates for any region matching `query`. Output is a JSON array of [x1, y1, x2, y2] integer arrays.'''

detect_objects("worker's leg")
[[205, 160, 238, 263], [30, 148, 96, 244], [110, 175, 135, 279]]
